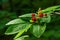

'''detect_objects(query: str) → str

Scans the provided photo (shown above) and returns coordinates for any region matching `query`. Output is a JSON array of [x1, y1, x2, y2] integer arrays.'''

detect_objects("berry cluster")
[[30, 13, 47, 23]]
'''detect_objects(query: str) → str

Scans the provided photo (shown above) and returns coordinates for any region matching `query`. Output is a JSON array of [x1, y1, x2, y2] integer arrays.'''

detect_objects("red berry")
[[32, 17, 36, 21], [32, 13, 35, 17], [39, 13, 43, 17], [43, 14, 47, 16]]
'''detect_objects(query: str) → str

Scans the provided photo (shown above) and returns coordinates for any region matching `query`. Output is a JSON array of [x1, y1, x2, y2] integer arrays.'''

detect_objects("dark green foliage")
[[0, 11, 17, 38], [0, 0, 60, 40], [0, 11, 17, 29]]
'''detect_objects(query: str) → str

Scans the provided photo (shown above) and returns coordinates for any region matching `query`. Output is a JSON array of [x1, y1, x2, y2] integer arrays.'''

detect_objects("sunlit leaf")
[[30, 24, 46, 38], [42, 5, 60, 13], [6, 19, 25, 25], [19, 13, 37, 17], [19, 13, 37, 22], [5, 24, 27, 35], [14, 35, 29, 40]]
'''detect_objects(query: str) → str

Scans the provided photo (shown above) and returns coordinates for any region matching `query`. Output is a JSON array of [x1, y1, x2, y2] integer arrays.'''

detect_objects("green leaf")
[[5, 24, 27, 35], [42, 5, 60, 13], [40, 13, 51, 23], [14, 35, 29, 40], [19, 13, 37, 17], [46, 14, 51, 23], [14, 24, 32, 39], [30, 24, 46, 38], [6, 19, 25, 25], [19, 13, 37, 22]]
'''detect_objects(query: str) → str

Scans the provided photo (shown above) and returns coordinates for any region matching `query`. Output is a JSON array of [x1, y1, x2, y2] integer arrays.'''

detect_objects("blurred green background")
[[0, 0, 60, 40]]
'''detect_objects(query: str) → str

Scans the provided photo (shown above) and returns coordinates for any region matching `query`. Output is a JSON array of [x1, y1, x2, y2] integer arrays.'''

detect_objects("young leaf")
[[14, 35, 29, 40], [6, 19, 25, 25], [14, 24, 32, 39], [30, 24, 46, 38], [42, 5, 60, 13], [5, 24, 27, 35]]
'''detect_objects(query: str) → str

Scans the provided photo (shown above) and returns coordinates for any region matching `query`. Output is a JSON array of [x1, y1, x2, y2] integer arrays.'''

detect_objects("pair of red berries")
[[31, 13, 47, 21], [39, 13, 47, 17], [32, 13, 36, 21]]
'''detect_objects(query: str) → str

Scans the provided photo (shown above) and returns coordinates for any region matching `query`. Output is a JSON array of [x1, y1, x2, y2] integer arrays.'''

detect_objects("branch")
[[51, 12, 60, 15]]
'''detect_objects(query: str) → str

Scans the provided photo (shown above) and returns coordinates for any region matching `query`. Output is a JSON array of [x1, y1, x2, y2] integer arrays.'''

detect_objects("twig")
[[51, 12, 60, 15]]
